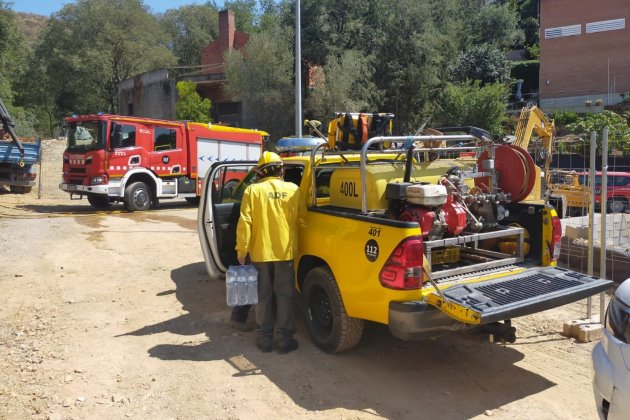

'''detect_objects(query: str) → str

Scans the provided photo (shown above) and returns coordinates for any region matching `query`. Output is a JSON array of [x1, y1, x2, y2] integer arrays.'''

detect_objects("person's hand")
[[238, 256, 245, 265]]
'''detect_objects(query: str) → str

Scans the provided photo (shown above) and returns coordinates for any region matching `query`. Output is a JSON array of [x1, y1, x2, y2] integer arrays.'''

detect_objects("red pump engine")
[[386, 168, 511, 240]]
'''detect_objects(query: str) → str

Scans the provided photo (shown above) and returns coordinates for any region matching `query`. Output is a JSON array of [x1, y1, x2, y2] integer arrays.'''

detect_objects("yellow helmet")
[[258, 151, 283, 168], [256, 151, 283, 177]]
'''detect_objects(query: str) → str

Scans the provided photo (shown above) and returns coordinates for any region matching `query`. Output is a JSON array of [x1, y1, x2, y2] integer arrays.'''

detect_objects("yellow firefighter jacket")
[[236, 176, 305, 262]]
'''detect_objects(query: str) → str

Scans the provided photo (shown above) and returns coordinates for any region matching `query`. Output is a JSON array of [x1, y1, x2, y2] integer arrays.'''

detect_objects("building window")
[[544, 24, 581, 39], [586, 18, 625, 34], [154, 127, 177, 151]]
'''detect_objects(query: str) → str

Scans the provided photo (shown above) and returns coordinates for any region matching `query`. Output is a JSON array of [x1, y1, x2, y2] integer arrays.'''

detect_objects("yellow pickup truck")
[[198, 134, 611, 353]]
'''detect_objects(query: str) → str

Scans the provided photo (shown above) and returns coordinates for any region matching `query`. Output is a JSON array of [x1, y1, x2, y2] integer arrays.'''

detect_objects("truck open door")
[[198, 161, 257, 279]]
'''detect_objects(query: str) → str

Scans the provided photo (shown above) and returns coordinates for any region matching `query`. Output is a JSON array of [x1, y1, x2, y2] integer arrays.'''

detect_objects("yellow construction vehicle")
[[513, 105, 591, 216], [513, 105, 555, 203]]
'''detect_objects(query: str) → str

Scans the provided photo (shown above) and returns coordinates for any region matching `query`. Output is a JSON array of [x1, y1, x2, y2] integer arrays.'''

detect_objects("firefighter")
[[236, 151, 305, 353]]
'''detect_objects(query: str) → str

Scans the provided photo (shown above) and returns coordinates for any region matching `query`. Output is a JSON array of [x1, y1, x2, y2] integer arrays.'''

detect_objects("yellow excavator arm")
[[514, 105, 556, 184]]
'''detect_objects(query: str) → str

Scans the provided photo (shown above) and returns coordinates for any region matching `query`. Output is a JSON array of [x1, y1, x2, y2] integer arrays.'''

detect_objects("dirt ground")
[[0, 193, 607, 420]]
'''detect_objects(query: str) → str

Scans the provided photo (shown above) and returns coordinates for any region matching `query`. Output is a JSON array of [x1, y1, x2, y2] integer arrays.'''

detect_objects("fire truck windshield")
[[66, 121, 106, 152]]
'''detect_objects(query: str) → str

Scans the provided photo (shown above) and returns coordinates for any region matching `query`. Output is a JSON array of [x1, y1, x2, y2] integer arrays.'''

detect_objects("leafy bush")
[[551, 110, 578, 125], [567, 110, 630, 156], [175, 81, 212, 123], [433, 80, 508, 137]]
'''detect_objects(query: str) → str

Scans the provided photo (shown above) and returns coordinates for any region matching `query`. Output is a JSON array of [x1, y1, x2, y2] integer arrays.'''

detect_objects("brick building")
[[186, 10, 250, 125], [118, 10, 250, 125], [539, 0, 630, 112]]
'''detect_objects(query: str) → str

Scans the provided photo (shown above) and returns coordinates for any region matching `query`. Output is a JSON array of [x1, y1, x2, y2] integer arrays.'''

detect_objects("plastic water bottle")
[[236, 265, 248, 305], [226, 266, 238, 306], [246, 265, 258, 304]]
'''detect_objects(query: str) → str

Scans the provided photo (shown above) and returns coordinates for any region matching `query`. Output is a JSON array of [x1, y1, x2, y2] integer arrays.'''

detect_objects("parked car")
[[578, 172, 630, 213], [592, 279, 630, 419]]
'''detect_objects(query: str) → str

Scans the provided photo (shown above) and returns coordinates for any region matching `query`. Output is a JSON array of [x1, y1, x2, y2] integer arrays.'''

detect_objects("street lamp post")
[[295, 0, 302, 137]]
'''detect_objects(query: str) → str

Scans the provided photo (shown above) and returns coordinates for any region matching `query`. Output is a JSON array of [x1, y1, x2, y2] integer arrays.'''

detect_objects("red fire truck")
[[59, 114, 267, 211]]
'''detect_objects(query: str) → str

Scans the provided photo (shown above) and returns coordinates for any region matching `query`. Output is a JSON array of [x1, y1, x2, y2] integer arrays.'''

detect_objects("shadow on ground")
[[123, 262, 555, 418]]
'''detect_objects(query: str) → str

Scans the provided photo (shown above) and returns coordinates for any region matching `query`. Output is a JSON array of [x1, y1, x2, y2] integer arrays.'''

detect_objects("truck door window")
[[154, 127, 177, 151], [283, 166, 303, 186], [110, 123, 136, 148]]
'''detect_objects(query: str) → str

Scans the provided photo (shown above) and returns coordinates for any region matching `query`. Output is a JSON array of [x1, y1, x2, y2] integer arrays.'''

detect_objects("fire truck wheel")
[[185, 197, 200, 205], [303, 266, 364, 353], [608, 197, 627, 213], [87, 194, 110, 209], [124, 181, 152, 212]]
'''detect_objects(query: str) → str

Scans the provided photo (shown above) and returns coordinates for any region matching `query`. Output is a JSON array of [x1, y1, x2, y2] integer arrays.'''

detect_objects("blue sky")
[[10, 1, 224, 16]]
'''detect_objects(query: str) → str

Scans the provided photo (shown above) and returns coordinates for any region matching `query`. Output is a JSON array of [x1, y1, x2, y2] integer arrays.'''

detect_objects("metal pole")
[[587, 131, 596, 318], [37, 155, 42, 200], [294, 0, 302, 137], [599, 127, 609, 323]]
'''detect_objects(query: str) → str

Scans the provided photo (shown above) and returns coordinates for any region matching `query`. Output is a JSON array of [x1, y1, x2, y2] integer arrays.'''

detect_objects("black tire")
[[607, 197, 627, 213], [185, 197, 200, 205], [87, 193, 111, 209], [124, 181, 152, 212], [303, 266, 364, 353], [9, 185, 32, 194]]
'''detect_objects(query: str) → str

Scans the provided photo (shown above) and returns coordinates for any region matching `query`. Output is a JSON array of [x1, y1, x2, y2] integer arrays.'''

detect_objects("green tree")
[[567, 111, 630, 156], [225, 26, 294, 138], [433, 81, 509, 137], [305, 50, 379, 122], [451, 44, 511, 85], [30, 0, 175, 116], [371, 0, 471, 132], [0, 1, 36, 135], [175, 81, 212, 122], [468, 3, 524, 47], [159, 4, 218, 66], [222, 0, 257, 34]]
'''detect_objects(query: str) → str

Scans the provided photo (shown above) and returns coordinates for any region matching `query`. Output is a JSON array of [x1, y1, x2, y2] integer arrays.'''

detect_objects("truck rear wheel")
[[124, 181, 152, 212], [303, 266, 364, 353], [87, 193, 111, 209]]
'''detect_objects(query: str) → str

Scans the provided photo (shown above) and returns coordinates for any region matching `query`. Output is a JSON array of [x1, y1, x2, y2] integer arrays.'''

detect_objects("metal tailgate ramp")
[[427, 267, 612, 325]]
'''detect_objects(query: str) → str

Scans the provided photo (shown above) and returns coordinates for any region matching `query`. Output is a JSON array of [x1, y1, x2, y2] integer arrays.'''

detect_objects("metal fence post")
[[587, 131, 596, 318], [599, 127, 609, 323]]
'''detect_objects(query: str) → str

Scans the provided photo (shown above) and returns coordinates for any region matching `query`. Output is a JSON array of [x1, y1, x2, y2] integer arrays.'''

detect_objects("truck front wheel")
[[87, 193, 111, 209], [303, 266, 364, 353], [124, 181, 152, 212]]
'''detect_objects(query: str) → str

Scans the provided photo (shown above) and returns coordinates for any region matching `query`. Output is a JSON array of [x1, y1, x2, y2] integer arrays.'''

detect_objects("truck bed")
[[0, 140, 41, 165]]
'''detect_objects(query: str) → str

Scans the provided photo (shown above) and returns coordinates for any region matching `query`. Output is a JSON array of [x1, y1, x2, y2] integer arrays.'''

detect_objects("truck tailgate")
[[428, 266, 612, 324]]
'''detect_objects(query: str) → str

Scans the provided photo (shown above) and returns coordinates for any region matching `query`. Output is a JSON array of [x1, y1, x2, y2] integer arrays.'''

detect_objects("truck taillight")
[[379, 236, 424, 290], [551, 213, 562, 260]]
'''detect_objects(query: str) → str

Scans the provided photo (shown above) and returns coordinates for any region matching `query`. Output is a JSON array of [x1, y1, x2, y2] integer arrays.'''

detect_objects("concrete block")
[[565, 225, 588, 240], [563, 319, 597, 337], [578, 324, 603, 343]]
